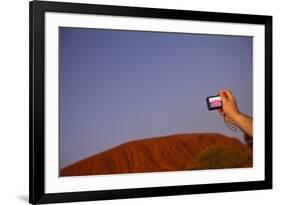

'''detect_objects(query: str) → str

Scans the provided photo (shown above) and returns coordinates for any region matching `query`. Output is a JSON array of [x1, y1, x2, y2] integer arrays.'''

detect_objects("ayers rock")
[[60, 133, 252, 177]]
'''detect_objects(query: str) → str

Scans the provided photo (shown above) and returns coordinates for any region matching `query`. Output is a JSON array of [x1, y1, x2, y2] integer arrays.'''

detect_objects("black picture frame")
[[29, 0, 272, 204]]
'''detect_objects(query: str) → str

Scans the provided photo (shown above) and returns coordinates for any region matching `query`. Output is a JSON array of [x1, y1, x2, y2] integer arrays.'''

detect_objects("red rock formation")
[[60, 133, 252, 177]]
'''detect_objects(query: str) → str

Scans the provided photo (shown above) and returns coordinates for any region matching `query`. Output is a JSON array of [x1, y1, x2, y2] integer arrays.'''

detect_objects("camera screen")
[[206, 96, 222, 110], [209, 96, 222, 108]]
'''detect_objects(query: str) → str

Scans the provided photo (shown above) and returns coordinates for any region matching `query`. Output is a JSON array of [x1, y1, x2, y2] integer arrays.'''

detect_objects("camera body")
[[206, 95, 222, 110]]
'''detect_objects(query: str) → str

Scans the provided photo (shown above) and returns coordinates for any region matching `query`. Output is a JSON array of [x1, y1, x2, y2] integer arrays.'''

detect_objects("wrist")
[[231, 111, 243, 127]]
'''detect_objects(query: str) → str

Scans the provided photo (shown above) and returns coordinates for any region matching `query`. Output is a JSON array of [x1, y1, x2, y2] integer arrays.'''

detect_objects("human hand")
[[218, 89, 241, 126], [217, 89, 253, 137]]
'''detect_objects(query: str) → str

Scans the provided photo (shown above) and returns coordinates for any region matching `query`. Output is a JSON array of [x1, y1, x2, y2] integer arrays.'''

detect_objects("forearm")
[[233, 113, 253, 137]]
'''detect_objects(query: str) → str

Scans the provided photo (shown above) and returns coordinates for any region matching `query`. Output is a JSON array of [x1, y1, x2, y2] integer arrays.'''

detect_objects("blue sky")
[[59, 27, 253, 168]]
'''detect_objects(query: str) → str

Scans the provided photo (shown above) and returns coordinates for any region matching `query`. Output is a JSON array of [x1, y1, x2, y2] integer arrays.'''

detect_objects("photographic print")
[[59, 27, 253, 177]]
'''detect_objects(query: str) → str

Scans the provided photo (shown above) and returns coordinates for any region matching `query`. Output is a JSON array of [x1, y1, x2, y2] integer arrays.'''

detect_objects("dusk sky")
[[59, 27, 253, 169]]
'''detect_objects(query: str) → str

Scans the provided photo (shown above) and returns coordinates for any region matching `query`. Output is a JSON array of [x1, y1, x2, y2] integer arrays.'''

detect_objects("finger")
[[218, 90, 224, 98], [224, 89, 235, 101], [219, 91, 227, 102], [218, 109, 224, 116]]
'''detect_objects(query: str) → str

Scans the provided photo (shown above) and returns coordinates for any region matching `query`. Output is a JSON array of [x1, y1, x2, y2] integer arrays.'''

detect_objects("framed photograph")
[[29, 0, 272, 204]]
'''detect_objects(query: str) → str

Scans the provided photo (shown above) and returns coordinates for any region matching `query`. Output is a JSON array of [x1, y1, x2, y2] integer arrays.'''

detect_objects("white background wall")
[[0, 0, 279, 204]]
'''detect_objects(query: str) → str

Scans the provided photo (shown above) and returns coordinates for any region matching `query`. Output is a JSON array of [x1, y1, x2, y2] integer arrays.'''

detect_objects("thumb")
[[224, 89, 235, 101], [219, 91, 227, 102]]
